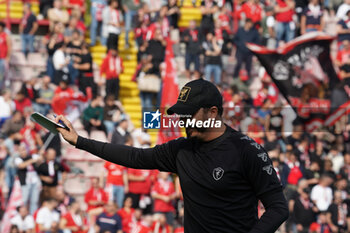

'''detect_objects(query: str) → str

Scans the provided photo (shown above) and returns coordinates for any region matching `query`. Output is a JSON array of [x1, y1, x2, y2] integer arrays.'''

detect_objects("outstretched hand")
[[55, 115, 79, 146]]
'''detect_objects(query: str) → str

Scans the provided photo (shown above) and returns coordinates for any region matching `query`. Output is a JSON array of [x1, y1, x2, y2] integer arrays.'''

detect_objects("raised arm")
[[55, 115, 180, 172]]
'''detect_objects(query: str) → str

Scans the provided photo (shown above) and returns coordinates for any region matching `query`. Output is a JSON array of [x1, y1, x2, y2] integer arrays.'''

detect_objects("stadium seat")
[[27, 53, 47, 67], [63, 147, 86, 161], [10, 52, 27, 66], [69, 161, 105, 177], [90, 130, 108, 142], [63, 174, 91, 195]]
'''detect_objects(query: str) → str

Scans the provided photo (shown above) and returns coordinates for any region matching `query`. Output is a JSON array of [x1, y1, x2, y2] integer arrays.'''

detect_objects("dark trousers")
[[125, 193, 153, 215], [185, 53, 200, 71], [107, 33, 119, 51], [40, 0, 53, 16], [106, 78, 120, 99], [83, 119, 108, 136], [233, 51, 253, 79], [79, 76, 97, 96]]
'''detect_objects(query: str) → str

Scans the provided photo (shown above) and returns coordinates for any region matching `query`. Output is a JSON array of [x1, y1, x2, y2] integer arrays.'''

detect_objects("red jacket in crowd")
[[104, 161, 126, 186], [52, 86, 87, 115], [62, 211, 87, 233], [151, 179, 175, 213], [128, 169, 158, 195], [0, 31, 9, 59], [100, 52, 124, 80], [118, 207, 135, 233], [84, 187, 108, 211]]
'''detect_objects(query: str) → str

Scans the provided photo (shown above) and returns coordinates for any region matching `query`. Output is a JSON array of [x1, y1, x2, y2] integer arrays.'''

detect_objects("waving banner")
[[157, 38, 182, 144], [247, 32, 350, 131]]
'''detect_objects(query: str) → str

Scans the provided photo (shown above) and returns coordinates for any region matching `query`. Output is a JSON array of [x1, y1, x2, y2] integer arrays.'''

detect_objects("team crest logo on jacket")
[[213, 167, 224, 181]]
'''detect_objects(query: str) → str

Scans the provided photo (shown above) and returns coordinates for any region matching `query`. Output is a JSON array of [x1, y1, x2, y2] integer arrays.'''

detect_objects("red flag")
[[157, 39, 181, 144], [1, 178, 23, 233]]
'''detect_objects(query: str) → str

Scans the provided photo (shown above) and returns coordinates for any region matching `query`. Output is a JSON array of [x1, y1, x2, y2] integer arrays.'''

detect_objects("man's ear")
[[209, 106, 219, 118]]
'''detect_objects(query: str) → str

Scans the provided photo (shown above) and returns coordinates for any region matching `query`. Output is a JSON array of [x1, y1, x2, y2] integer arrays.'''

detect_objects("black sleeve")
[[181, 29, 189, 43], [35, 163, 45, 175], [75, 136, 185, 173], [58, 162, 65, 172], [145, 41, 153, 55], [242, 142, 289, 233]]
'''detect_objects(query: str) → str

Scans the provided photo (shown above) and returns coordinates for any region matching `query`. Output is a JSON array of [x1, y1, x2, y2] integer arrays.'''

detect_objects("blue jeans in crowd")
[[204, 64, 222, 85], [90, 2, 107, 46], [110, 185, 125, 209], [140, 91, 156, 111], [21, 181, 41, 215], [33, 103, 51, 116], [0, 58, 6, 89], [185, 53, 200, 71], [4, 154, 17, 198], [306, 28, 318, 33], [46, 56, 55, 82], [124, 10, 137, 46], [275, 22, 295, 47], [104, 120, 116, 135], [68, 60, 79, 85], [21, 34, 35, 55]]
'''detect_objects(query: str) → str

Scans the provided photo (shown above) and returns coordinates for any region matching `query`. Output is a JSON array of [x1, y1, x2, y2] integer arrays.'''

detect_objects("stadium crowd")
[[0, 0, 350, 232]]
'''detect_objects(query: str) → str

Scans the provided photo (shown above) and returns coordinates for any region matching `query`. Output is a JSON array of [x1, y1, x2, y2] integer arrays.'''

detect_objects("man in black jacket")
[[55, 79, 289, 233], [233, 19, 261, 81], [182, 20, 202, 79]]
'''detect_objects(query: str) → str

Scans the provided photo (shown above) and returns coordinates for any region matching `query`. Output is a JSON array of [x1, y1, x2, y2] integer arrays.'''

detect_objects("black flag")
[[247, 32, 350, 131]]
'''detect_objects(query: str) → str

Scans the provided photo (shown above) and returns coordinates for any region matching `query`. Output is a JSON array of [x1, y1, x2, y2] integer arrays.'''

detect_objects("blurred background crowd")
[[0, 0, 350, 232]]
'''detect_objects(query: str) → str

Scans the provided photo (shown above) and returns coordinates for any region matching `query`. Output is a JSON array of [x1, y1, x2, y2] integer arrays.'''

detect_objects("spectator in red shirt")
[[51, 78, 88, 120], [309, 212, 332, 233], [152, 214, 172, 233], [217, 7, 231, 34], [100, 48, 124, 99], [336, 40, 350, 67], [59, 200, 88, 233], [274, 0, 295, 46], [14, 91, 32, 115], [20, 118, 43, 155], [151, 172, 176, 226], [127, 169, 157, 214], [118, 196, 135, 233], [0, 22, 11, 90], [150, 6, 170, 40], [63, 0, 85, 15], [104, 161, 128, 209], [84, 177, 108, 225], [130, 212, 153, 233], [246, 110, 264, 145], [241, 0, 262, 26], [281, 150, 304, 187]]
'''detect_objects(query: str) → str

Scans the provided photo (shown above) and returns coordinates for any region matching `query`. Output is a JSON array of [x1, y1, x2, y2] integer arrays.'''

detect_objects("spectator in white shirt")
[[132, 128, 151, 148], [336, 0, 350, 20], [52, 42, 70, 85], [311, 174, 334, 211], [10, 205, 35, 233], [327, 146, 344, 174], [36, 198, 60, 232], [0, 89, 15, 126], [102, 0, 122, 51], [14, 143, 43, 214]]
